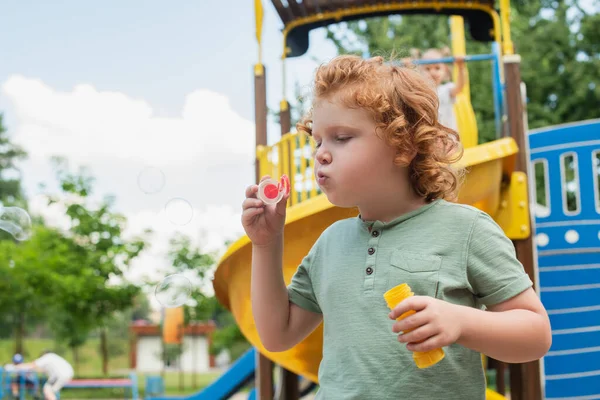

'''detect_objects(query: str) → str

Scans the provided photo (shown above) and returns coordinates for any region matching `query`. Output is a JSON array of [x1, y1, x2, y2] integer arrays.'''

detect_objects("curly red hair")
[[297, 54, 464, 202]]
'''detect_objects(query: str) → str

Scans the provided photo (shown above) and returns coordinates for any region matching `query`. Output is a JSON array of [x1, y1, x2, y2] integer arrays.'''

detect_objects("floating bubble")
[[137, 167, 166, 194], [165, 198, 194, 226], [155, 274, 192, 308], [0, 207, 32, 241]]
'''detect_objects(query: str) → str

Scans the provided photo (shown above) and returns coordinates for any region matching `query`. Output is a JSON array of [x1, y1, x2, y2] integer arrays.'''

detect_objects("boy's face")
[[311, 95, 400, 208], [422, 63, 446, 85]]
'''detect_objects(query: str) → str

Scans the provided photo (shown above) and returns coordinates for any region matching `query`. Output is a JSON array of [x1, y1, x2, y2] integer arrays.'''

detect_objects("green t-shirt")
[[287, 199, 533, 399]]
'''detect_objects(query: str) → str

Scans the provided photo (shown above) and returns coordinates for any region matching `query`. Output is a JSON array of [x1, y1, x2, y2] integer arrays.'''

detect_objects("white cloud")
[[3, 75, 255, 167], [3, 76, 254, 310]]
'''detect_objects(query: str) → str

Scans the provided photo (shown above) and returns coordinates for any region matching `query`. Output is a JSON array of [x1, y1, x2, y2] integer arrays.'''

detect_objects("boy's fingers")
[[396, 324, 434, 344], [406, 334, 444, 353], [241, 207, 264, 222], [242, 198, 264, 210], [275, 191, 289, 215], [392, 311, 427, 333], [245, 184, 259, 198], [388, 296, 430, 320]]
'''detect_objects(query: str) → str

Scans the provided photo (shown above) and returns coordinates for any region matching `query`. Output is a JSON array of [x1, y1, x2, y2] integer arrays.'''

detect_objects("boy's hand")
[[241, 175, 290, 247], [389, 296, 463, 352], [454, 56, 465, 67]]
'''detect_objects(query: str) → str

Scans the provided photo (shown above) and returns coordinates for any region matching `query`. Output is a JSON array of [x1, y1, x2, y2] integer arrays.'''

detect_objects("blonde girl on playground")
[[415, 46, 466, 132], [242, 55, 550, 399]]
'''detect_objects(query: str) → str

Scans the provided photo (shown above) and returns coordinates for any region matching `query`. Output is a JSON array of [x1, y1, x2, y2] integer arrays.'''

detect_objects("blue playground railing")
[[0, 368, 41, 400]]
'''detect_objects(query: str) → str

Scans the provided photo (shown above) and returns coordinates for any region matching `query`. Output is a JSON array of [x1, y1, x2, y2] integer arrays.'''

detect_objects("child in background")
[[16, 351, 73, 400], [4, 354, 39, 400], [242, 55, 551, 399], [417, 46, 466, 132]]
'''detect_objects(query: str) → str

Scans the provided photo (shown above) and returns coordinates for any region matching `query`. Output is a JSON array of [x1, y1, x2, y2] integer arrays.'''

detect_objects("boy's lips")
[[316, 171, 329, 185]]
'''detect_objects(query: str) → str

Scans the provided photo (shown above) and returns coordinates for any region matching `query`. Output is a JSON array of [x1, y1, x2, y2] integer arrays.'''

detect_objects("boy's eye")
[[336, 136, 350, 142]]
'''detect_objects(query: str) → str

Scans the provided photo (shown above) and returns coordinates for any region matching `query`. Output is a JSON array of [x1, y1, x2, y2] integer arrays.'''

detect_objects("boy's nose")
[[315, 148, 331, 164]]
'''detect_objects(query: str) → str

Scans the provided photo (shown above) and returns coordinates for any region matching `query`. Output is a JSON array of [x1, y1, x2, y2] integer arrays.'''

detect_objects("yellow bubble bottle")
[[383, 283, 445, 369]]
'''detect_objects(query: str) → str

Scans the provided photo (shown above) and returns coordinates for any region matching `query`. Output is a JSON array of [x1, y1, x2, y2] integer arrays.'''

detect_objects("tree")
[[45, 157, 150, 375], [130, 293, 152, 321], [166, 233, 250, 362], [0, 225, 75, 355], [0, 113, 27, 206]]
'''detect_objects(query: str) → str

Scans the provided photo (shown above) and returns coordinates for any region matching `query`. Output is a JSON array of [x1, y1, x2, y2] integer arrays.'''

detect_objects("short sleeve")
[[467, 212, 533, 306], [287, 243, 322, 314]]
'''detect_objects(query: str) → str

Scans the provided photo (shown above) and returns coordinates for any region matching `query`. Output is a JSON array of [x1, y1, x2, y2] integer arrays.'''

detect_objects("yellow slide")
[[213, 101, 522, 399]]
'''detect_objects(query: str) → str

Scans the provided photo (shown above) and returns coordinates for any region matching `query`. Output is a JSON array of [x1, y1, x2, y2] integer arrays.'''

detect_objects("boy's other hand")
[[389, 296, 462, 352]]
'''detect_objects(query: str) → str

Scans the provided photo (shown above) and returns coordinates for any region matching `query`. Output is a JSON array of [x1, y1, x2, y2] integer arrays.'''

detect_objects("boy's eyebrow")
[[314, 124, 360, 136]]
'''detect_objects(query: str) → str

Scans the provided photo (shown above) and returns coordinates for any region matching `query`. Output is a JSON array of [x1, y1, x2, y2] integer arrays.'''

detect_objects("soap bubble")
[[137, 167, 166, 194], [155, 274, 192, 308], [0, 207, 32, 241], [165, 198, 194, 226]]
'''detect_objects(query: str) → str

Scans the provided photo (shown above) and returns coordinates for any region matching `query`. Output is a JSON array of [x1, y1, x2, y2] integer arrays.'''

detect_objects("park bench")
[[56, 373, 139, 400]]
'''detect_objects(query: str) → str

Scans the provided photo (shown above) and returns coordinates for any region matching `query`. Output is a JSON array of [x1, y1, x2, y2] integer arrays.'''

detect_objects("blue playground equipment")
[[528, 119, 600, 399], [146, 348, 315, 400], [0, 368, 41, 400], [148, 348, 256, 400]]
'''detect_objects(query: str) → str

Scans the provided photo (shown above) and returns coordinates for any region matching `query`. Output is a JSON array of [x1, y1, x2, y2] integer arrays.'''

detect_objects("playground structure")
[[212, 0, 543, 399], [147, 1, 599, 400], [527, 118, 600, 399]]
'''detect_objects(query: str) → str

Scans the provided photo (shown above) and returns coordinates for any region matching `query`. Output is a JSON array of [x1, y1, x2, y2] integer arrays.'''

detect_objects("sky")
[[0, 1, 339, 308]]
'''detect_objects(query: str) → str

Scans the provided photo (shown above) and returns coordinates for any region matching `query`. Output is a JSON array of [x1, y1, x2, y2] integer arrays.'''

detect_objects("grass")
[[0, 339, 228, 398]]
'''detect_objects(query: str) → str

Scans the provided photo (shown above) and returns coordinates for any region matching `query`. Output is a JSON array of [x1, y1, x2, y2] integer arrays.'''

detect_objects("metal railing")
[[256, 132, 322, 207]]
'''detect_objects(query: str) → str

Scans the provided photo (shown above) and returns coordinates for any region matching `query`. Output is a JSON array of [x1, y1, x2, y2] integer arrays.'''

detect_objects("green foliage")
[[0, 114, 27, 205], [163, 343, 184, 367], [40, 159, 148, 350], [0, 149, 150, 361], [165, 232, 249, 360], [209, 311, 250, 361], [168, 233, 216, 277]]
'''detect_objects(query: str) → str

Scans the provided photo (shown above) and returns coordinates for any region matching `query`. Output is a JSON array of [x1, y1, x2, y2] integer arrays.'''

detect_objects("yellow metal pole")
[[500, 0, 514, 55], [449, 16, 470, 103], [282, 134, 293, 207], [254, 0, 264, 64], [309, 139, 318, 198], [299, 134, 307, 203]]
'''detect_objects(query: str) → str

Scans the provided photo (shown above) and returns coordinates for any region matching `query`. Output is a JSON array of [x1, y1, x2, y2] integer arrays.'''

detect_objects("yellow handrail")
[[256, 133, 321, 207]]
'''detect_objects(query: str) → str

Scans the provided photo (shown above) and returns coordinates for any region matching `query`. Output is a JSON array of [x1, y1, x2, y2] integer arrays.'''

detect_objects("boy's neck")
[[358, 189, 428, 223]]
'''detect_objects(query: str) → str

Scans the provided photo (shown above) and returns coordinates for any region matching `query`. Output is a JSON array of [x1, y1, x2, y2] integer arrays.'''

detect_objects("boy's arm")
[[455, 287, 551, 362], [251, 239, 322, 352], [391, 212, 551, 363], [450, 57, 466, 97]]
